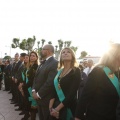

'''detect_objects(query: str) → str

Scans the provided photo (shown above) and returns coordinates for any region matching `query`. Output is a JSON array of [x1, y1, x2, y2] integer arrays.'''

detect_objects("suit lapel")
[[35, 57, 54, 76]]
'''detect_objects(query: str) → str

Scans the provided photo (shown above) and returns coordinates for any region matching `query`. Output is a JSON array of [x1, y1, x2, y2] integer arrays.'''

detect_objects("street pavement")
[[0, 86, 39, 120]]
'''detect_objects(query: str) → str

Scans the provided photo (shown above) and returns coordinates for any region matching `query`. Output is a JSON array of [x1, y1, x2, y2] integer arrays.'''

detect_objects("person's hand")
[[50, 108, 59, 119], [12, 77, 15, 81], [32, 91, 39, 100], [75, 118, 81, 120], [15, 78, 18, 83], [18, 83, 23, 90], [20, 88, 24, 96]]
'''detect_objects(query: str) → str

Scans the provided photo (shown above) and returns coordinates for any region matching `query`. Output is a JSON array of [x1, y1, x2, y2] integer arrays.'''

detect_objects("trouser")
[[11, 81, 16, 100], [38, 104, 49, 120], [4, 76, 10, 90], [30, 108, 37, 120], [0, 79, 2, 90]]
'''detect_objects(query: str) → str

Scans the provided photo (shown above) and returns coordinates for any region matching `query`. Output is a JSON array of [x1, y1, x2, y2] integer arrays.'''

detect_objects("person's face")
[[83, 61, 88, 67], [24, 55, 29, 63], [87, 60, 93, 67], [40, 46, 49, 59], [20, 56, 25, 62], [30, 53, 37, 63], [61, 49, 72, 61], [15, 54, 19, 61]]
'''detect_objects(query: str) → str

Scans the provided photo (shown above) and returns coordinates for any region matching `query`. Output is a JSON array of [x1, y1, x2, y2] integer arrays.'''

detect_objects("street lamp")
[[5, 46, 11, 56]]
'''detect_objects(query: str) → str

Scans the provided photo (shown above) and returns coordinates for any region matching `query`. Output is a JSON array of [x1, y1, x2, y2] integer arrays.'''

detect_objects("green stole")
[[25, 70, 37, 107], [54, 69, 73, 120], [22, 72, 25, 81], [103, 66, 120, 96]]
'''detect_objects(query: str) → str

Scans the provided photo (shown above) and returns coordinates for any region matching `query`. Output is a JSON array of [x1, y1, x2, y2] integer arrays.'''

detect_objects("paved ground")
[[0, 85, 39, 120]]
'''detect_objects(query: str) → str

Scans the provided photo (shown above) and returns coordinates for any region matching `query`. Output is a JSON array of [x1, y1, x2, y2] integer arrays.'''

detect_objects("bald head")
[[43, 44, 54, 53], [87, 59, 94, 68], [40, 44, 55, 59]]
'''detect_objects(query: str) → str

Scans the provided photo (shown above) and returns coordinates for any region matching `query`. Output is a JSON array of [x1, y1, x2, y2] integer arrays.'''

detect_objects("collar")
[[15, 60, 19, 63], [46, 56, 52, 61]]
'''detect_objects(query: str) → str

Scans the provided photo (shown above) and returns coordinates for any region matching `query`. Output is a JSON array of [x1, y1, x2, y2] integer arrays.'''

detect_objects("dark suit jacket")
[[0, 65, 4, 80], [23, 63, 38, 90], [116, 98, 120, 120], [11, 61, 22, 78], [4, 64, 11, 78], [50, 67, 81, 118], [75, 66, 119, 120], [15, 62, 25, 84], [32, 56, 58, 106]]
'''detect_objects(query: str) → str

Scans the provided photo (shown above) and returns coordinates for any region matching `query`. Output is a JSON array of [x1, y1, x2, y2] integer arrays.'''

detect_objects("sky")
[[0, 0, 120, 58]]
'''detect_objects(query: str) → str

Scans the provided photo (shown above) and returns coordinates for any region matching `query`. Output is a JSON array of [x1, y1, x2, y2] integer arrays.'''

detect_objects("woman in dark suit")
[[21, 51, 38, 120], [75, 43, 120, 120], [49, 47, 81, 120]]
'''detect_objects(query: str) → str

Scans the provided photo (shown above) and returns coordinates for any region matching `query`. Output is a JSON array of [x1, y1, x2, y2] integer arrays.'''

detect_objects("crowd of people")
[[0, 43, 120, 120]]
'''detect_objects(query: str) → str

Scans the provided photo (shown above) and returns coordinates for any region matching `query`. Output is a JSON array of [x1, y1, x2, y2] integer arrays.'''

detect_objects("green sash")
[[26, 70, 37, 107], [103, 66, 120, 96], [54, 69, 73, 120], [22, 72, 25, 81]]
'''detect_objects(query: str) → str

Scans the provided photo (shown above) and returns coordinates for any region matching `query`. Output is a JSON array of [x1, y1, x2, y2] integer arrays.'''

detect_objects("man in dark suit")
[[3, 60, 11, 91], [11, 53, 26, 106], [32, 44, 58, 120], [14, 53, 26, 111], [10, 53, 19, 101]]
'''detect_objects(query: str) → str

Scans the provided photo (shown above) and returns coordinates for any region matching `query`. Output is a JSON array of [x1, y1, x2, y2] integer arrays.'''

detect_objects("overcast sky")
[[0, 0, 120, 58]]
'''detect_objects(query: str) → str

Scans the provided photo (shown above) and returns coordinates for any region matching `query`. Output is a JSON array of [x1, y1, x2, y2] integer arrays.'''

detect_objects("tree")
[[54, 40, 77, 59], [70, 46, 78, 54], [41, 39, 46, 47], [66, 41, 71, 47], [12, 36, 36, 54], [3, 55, 11, 60], [11, 38, 20, 48], [80, 51, 87, 58], [48, 41, 52, 44]]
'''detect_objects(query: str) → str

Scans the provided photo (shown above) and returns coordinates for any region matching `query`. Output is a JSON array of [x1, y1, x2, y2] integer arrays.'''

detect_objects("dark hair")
[[24, 54, 30, 68], [29, 51, 38, 64], [20, 53, 26, 57], [15, 53, 19, 56]]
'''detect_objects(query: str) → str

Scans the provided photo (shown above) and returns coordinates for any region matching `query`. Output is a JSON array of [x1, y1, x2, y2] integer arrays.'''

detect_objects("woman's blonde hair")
[[98, 43, 120, 72], [24, 54, 30, 69], [58, 47, 78, 69]]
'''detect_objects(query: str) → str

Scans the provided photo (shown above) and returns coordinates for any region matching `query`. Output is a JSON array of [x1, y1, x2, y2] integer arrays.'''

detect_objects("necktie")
[[36, 60, 46, 73], [40, 60, 46, 65]]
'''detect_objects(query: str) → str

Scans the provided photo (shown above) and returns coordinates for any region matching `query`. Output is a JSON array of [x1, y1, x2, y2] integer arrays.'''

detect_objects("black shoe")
[[15, 108, 22, 111], [21, 113, 30, 120], [9, 100, 14, 102], [8, 91, 12, 94], [19, 111, 25, 115], [10, 102, 16, 104], [14, 104, 19, 107], [6, 89, 10, 91]]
